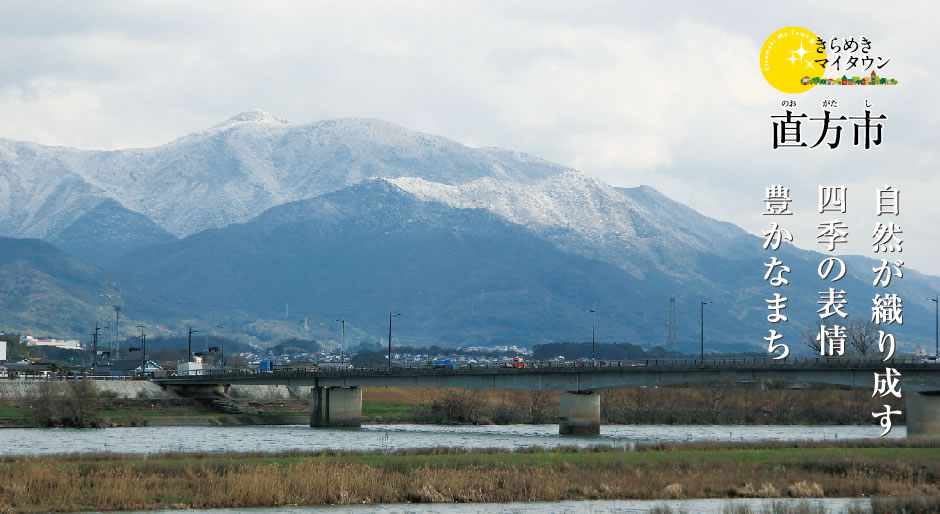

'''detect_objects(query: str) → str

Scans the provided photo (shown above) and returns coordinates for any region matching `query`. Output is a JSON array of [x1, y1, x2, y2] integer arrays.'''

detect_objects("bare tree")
[[528, 390, 552, 424], [802, 322, 825, 354], [31, 381, 61, 426], [846, 319, 879, 356], [803, 319, 879, 356], [30, 380, 101, 428], [701, 386, 726, 411], [432, 388, 486, 423], [63, 380, 101, 427]]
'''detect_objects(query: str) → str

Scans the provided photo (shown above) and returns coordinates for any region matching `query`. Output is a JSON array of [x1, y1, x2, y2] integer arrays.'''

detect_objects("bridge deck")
[[154, 357, 940, 392]]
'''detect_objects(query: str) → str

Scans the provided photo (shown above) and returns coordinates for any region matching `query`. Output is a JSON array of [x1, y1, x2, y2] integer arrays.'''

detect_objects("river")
[[0, 423, 901, 456], [144, 498, 874, 513]]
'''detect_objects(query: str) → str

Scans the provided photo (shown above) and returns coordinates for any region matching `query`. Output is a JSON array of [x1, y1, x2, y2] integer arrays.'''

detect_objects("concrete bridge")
[[153, 357, 940, 437]]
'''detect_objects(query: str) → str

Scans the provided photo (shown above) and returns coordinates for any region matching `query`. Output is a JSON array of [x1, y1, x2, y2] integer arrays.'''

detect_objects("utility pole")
[[388, 313, 401, 371], [137, 325, 145, 374], [92, 324, 102, 369], [930, 296, 939, 357], [113, 305, 122, 360], [335, 318, 345, 366], [217, 325, 224, 369], [667, 297, 678, 354], [188, 327, 199, 362], [700, 300, 713, 365]]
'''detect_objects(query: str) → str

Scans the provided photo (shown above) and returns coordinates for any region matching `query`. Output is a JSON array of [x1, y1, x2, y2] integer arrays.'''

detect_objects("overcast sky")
[[2, 1, 938, 277]]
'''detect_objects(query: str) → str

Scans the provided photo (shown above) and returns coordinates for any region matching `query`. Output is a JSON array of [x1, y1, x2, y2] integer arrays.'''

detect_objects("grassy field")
[[0, 401, 29, 427], [361, 401, 415, 422], [0, 401, 26, 417], [0, 440, 938, 511]]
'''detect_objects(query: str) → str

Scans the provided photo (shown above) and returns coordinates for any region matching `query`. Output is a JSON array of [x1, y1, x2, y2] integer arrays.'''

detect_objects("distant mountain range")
[[1, 110, 937, 353], [0, 110, 566, 241]]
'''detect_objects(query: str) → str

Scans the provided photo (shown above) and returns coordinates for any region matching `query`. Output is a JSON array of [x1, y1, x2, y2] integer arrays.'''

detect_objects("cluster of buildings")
[[801, 70, 899, 86], [1, 329, 538, 378], [0, 331, 163, 379]]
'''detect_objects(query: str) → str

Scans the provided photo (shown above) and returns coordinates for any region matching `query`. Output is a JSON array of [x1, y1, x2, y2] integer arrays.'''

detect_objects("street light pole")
[[92, 324, 102, 369], [188, 327, 199, 362], [700, 300, 713, 365], [388, 313, 401, 371], [929, 296, 939, 356], [137, 325, 145, 374], [216, 325, 224, 369], [336, 319, 346, 366], [583, 308, 596, 363]]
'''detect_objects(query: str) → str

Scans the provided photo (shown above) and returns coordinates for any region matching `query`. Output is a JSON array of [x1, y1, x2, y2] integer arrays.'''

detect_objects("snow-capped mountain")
[[2, 111, 939, 350], [0, 109, 569, 239], [389, 173, 747, 283]]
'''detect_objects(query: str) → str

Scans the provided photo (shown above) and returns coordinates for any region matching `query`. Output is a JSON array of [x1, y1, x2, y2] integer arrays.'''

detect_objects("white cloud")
[[1, 0, 938, 275]]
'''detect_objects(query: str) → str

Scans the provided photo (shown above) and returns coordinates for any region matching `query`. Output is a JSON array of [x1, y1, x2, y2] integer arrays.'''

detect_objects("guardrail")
[[156, 357, 939, 381]]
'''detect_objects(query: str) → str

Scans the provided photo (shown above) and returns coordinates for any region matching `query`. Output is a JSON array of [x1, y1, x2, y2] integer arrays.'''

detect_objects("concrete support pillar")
[[559, 391, 601, 435], [907, 392, 940, 438], [310, 387, 362, 428]]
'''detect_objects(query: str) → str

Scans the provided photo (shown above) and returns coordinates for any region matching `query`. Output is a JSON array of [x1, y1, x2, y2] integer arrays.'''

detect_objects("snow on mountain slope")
[[0, 140, 103, 241], [0, 110, 571, 239], [388, 172, 748, 281]]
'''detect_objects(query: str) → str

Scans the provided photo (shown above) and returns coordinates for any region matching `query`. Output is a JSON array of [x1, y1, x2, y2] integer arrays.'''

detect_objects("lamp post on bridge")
[[136, 325, 145, 374], [700, 300, 713, 366], [216, 324, 224, 369], [92, 324, 102, 369], [583, 308, 596, 363], [188, 327, 199, 362], [388, 313, 401, 371], [929, 296, 939, 357], [336, 318, 346, 366]]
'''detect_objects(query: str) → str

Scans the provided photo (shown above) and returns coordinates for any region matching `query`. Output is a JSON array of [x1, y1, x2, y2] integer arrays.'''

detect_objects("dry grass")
[[364, 387, 556, 408], [362, 386, 911, 425], [4, 386, 913, 427], [0, 442, 938, 511]]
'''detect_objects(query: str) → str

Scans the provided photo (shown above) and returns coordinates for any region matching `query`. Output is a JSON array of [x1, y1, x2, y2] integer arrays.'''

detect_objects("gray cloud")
[[1, 0, 938, 277]]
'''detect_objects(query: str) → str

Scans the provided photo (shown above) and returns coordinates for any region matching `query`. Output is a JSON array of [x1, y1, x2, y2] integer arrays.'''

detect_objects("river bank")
[[0, 382, 913, 428], [1, 440, 937, 511], [0, 398, 310, 428]]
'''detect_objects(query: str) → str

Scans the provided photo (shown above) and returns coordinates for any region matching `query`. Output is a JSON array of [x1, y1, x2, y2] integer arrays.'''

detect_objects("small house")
[[110, 359, 163, 376]]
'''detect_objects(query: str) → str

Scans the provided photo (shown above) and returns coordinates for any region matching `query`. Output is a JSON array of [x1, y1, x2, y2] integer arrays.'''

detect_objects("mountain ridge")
[[0, 111, 572, 240], [2, 112, 938, 352]]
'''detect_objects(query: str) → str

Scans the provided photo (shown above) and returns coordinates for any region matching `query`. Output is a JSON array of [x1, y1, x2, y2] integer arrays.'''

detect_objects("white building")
[[177, 354, 205, 376], [25, 338, 82, 350]]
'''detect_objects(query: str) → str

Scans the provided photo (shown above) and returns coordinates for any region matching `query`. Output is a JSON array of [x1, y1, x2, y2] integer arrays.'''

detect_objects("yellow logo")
[[760, 27, 827, 94]]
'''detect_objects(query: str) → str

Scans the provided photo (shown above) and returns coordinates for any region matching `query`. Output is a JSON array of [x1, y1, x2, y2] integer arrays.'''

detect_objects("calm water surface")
[[0, 423, 900, 456], [143, 497, 873, 513]]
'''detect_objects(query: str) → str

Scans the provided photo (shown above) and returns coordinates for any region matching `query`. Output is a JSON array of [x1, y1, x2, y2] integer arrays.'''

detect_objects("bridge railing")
[[162, 356, 936, 381]]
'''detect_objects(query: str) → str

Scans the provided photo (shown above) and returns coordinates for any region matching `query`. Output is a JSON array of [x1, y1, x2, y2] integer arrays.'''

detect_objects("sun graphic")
[[760, 26, 827, 94]]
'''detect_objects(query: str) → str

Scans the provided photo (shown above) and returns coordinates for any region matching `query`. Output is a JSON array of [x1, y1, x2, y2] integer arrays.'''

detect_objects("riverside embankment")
[[0, 381, 919, 428], [0, 381, 311, 427], [0, 380, 309, 400]]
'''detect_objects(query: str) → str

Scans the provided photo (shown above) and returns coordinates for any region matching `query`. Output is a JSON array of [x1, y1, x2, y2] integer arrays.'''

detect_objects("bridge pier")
[[559, 391, 600, 435], [907, 392, 940, 438], [310, 386, 362, 428]]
